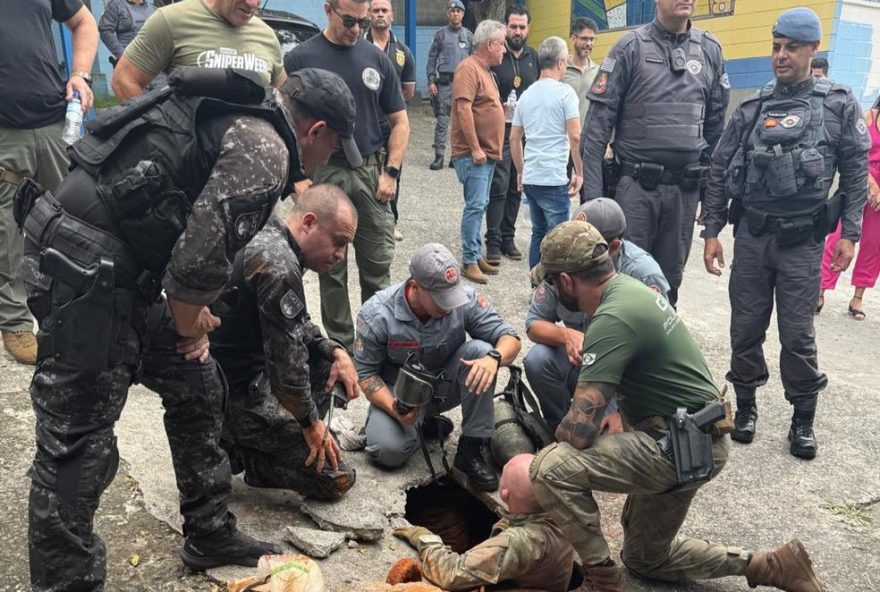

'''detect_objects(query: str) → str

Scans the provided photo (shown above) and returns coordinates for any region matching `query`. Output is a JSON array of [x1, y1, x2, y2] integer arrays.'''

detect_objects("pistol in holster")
[[665, 401, 725, 486], [602, 159, 618, 199], [40, 247, 116, 372], [12, 177, 45, 231]]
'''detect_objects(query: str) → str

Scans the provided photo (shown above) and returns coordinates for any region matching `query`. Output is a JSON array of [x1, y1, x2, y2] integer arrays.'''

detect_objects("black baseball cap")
[[282, 68, 362, 168]]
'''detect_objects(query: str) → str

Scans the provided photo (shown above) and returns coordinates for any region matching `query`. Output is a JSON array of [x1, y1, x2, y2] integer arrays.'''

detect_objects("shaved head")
[[499, 454, 542, 514], [289, 183, 357, 223], [287, 184, 357, 273]]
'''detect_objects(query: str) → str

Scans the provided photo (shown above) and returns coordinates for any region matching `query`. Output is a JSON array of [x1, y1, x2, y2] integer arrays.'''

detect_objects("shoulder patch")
[[591, 71, 608, 95], [719, 72, 730, 90], [582, 353, 597, 367], [354, 337, 365, 357], [599, 57, 616, 73], [856, 119, 868, 136], [534, 283, 546, 303], [476, 294, 490, 309], [357, 317, 369, 335], [280, 289, 304, 319]]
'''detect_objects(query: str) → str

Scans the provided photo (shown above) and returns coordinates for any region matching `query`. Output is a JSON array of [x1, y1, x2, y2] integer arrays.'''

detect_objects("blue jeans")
[[524, 184, 571, 268], [453, 155, 496, 264]]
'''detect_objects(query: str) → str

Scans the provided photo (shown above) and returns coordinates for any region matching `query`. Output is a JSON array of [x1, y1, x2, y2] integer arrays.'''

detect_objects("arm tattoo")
[[556, 382, 614, 450], [359, 375, 386, 397]]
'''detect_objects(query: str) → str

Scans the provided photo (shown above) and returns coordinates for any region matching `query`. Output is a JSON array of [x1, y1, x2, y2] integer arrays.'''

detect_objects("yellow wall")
[[528, 0, 837, 62]]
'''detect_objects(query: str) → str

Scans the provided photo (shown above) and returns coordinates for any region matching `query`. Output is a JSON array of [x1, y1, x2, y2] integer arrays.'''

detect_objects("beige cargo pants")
[[530, 431, 751, 581]]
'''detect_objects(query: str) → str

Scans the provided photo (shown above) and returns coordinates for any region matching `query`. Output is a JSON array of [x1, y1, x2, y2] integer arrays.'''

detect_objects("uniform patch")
[[445, 266, 458, 284], [280, 289, 304, 319], [720, 72, 730, 89], [856, 119, 868, 135], [780, 115, 801, 129], [582, 353, 596, 366], [477, 295, 490, 309], [234, 211, 263, 240], [362, 67, 381, 91], [354, 338, 365, 356], [357, 318, 369, 335], [686, 60, 702, 75], [591, 71, 608, 95], [599, 57, 616, 73], [395, 49, 406, 68], [534, 283, 546, 303]]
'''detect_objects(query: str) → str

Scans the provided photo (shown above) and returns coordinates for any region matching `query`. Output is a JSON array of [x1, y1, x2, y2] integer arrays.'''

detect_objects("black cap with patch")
[[282, 68, 362, 168]]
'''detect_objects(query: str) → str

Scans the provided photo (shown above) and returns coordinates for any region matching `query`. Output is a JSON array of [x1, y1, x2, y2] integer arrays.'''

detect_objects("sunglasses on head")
[[332, 7, 370, 29]]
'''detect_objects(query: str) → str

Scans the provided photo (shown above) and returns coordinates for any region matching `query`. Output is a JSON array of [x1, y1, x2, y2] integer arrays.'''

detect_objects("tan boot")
[[3, 330, 37, 365], [477, 258, 499, 275], [746, 539, 827, 592], [579, 561, 623, 592], [461, 263, 488, 284]]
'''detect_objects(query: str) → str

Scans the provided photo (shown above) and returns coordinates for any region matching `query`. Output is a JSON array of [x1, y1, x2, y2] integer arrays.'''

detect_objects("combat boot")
[[453, 436, 498, 491], [2, 330, 37, 365], [732, 400, 758, 444], [462, 263, 488, 284], [788, 410, 818, 460], [745, 539, 827, 591], [180, 523, 281, 570], [579, 560, 623, 592], [501, 242, 523, 261], [429, 155, 444, 170], [485, 245, 502, 265]]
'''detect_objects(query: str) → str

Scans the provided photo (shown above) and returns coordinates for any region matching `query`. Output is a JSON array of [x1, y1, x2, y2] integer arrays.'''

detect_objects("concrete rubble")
[[284, 526, 348, 559]]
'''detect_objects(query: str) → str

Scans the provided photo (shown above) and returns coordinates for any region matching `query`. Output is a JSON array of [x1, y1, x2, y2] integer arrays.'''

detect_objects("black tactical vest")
[[733, 78, 835, 217], [68, 68, 303, 274], [615, 26, 715, 167]]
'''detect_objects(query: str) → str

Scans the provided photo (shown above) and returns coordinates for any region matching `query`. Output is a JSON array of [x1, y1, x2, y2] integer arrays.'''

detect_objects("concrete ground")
[[1, 109, 878, 591]]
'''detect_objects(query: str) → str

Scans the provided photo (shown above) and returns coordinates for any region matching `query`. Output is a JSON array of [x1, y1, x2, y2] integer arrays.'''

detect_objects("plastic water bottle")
[[62, 91, 83, 145], [505, 89, 517, 123]]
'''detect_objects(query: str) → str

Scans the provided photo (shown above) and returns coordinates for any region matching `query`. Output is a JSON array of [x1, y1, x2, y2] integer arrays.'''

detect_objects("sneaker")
[[3, 330, 37, 365], [180, 524, 281, 571]]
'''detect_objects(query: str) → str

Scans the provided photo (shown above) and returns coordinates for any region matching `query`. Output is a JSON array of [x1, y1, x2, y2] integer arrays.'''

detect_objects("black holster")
[[602, 160, 618, 199], [636, 162, 664, 191], [680, 163, 709, 191], [39, 248, 116, 372], [666, 402, 724, 486]]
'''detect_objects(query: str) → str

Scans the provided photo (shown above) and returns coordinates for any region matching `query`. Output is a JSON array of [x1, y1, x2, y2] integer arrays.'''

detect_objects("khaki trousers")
[[530, 431, 750, 582]]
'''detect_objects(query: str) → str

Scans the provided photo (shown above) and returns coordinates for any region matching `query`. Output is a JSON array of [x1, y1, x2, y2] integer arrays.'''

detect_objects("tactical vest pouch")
[[12, 177, 45, 231], [168, 67, 267, 104], [40, 248, 115, 372], [798, 148, 825, 178], [118, 188, 190, 272], [756, 103, 811, 145], [765, 149, 799, 197], [667, 402, 724, 485], [636, 162, 664, 191], [724, 149, 746, 199]]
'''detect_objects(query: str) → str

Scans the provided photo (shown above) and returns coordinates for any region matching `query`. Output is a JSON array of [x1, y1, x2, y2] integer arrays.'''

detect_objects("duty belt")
[[618, 162, 684, 186], [24, 193, 161, 299]]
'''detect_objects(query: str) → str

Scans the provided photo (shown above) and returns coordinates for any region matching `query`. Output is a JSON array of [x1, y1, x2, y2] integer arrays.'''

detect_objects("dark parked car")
[[258, 8, 321, 56]]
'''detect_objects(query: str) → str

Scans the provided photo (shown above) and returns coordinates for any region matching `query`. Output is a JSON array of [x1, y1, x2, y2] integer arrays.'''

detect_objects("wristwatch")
[[487, 349, 502, 367], [70, 71, 93, 86], [384, 166, 400, 179]]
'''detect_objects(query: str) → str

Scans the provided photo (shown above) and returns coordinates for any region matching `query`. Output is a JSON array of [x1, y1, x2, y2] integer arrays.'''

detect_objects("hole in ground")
[[404, 479, 583, 590]]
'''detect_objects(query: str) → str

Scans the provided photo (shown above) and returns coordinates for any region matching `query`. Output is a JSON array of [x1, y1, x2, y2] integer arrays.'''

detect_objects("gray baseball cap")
[[282, 68, 362, 168], [572, 198, 627, 240], [409, 243, 469, 310]]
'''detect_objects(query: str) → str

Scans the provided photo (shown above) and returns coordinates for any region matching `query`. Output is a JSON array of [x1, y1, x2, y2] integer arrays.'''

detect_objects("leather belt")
[[0, 168, 22, 185]]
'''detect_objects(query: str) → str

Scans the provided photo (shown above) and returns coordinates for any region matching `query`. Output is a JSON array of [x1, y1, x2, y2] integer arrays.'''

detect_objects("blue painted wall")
[[829, 18, 875, 107]]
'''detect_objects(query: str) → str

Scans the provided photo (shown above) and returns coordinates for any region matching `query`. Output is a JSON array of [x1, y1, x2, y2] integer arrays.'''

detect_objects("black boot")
[[180, 523, 281, 570], [500, 242, 523, 261], [731, 400, 758, 444], [788, 410, 818, 459], [453, 436, 498, 491], [429, 155, 444, 170]]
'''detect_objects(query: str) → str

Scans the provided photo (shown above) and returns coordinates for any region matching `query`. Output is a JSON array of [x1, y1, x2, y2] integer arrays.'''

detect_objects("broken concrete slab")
[[284, 526, 347, 559]]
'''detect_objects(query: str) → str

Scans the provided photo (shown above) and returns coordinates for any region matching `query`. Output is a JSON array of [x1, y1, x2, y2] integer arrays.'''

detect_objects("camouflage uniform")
[[406, 512, 574, 591], [210, 217, 355, 500], [22, 115, 293, 591]]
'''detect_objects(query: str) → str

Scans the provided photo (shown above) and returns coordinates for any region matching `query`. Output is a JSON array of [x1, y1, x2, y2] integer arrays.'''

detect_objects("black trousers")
[[485, 126, 522, 250]]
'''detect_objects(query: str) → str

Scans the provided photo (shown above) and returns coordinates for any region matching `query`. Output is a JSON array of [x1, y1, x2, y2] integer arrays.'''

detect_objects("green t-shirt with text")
[[124, 0, 283, 85], [578, 274, 718, 424]]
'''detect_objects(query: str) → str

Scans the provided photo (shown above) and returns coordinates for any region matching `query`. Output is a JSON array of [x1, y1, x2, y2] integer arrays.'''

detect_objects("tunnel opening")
[[404, 479, 583, 590]]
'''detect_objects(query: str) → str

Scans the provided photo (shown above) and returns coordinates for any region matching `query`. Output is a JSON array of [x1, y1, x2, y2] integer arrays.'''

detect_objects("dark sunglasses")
[[332, 7, 370, 29]]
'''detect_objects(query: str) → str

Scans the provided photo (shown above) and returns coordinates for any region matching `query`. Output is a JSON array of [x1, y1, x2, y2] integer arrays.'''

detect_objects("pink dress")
[[820, 110, 880, 290]]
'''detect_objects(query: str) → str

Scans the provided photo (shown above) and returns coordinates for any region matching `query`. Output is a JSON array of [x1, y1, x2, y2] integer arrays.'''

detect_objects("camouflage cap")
[[410, 243, 469, 310], [533, 221, 610, 282]]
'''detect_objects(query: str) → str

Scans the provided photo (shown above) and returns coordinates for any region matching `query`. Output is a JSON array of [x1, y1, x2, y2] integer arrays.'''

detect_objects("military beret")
[[772, 7, 822, 43]]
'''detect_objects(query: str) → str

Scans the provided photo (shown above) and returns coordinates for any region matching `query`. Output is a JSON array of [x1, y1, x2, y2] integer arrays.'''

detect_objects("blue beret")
[[448, 0, 465, 11], [772, 8, 822, 43]]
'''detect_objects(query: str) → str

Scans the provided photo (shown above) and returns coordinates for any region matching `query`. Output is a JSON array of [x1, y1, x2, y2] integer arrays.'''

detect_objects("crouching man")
[[393, 453, 574, 591], [355, 243, 521, 491], [211, 185, 360, 500], [528, 221, 827, 592]]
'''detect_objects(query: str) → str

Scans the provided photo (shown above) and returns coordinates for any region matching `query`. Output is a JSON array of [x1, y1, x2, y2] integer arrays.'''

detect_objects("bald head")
[[499, 454, 542, 514], [287, 184, 357, 273]]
